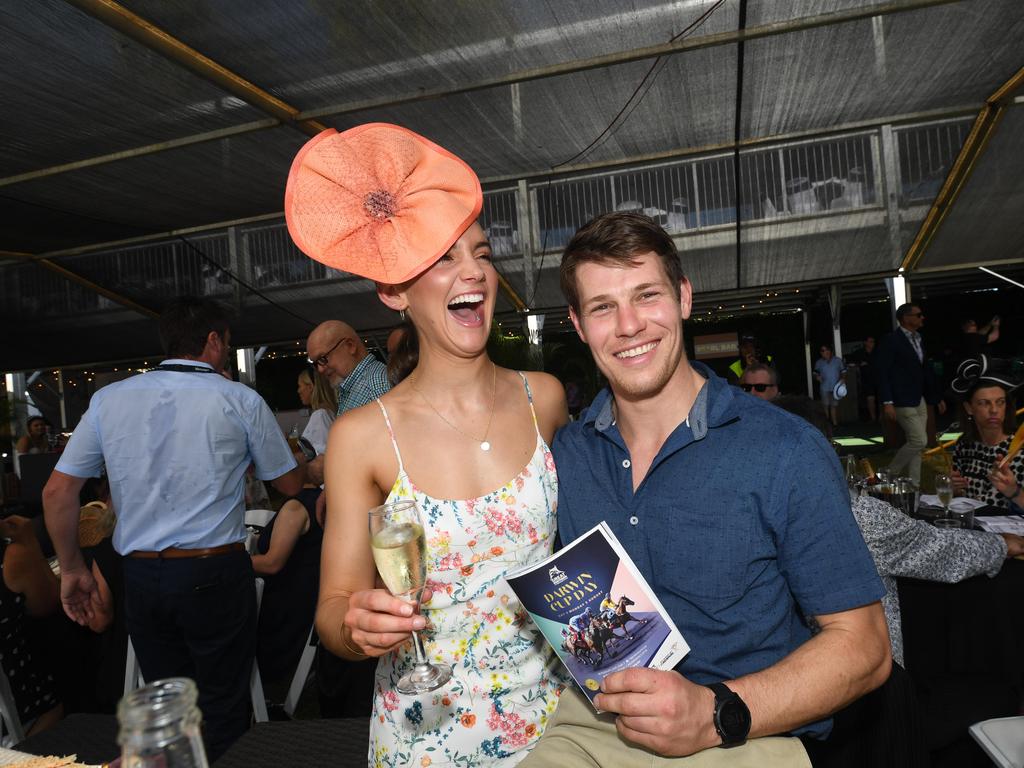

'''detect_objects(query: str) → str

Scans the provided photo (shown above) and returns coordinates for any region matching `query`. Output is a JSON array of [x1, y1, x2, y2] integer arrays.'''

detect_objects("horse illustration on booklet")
[[505, 522, 689, 705]]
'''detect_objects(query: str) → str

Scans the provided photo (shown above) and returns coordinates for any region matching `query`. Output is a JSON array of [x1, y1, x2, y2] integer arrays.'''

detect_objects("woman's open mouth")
[[447, 292, 486, 327]]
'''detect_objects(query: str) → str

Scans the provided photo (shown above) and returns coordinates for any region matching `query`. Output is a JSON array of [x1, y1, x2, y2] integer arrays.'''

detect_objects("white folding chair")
[[244, 510, 276, 554], [244, 509, 275, 529], [123, 636, 145, 697], [969, 715, 1024, 768], [250, 577, 269, 723], [282, 624, 318, 718], [0, 662, 25, 747]]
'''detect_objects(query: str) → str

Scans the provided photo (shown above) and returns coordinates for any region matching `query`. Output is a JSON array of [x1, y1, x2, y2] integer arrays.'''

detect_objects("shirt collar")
[[339, 354, 374, 389], [162, 359, 215, 370], [584, 360, 734, 442]]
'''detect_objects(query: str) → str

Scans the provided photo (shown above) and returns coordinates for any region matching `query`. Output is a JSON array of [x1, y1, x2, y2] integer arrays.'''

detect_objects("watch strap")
[[708, 682, 750, 748]]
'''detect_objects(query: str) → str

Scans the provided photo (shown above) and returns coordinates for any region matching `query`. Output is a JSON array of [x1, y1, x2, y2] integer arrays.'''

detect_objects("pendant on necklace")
[[480, 441, 491, 452]]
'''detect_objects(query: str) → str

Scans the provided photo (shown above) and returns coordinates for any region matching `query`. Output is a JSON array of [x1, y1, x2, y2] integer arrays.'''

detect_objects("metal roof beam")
[[0, 120, 278, 189], [902, 64, 1024, 271], [298, 0, 964, 121], [62, 0, 327, 136], [35, 259, 159, 319], [3, 0, 962, 189]]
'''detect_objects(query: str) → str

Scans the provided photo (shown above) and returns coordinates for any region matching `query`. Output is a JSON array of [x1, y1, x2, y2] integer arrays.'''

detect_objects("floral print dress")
[[371, 374, 566, 767]]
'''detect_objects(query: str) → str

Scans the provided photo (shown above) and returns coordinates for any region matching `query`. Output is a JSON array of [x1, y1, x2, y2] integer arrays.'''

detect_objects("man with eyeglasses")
[[306, 320, 389, 413], [303, 321, 389, 488], [739, 362, 780, 401], [304, 319, 387, 718], [875, 303, 945, 484]]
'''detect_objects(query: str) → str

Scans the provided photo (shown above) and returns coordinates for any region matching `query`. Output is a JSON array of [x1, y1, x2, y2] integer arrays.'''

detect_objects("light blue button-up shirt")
[[57, 360, 296, 554]]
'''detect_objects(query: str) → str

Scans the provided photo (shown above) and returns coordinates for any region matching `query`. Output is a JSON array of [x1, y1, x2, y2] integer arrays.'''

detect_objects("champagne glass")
[[935, 474, 953, 518], [368, 500, 452, 694]]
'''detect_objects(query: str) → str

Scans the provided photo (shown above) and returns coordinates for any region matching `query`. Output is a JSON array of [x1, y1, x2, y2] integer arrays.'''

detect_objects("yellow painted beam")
[[63, 0, 327, 137], [902, 64, 1024, 272]]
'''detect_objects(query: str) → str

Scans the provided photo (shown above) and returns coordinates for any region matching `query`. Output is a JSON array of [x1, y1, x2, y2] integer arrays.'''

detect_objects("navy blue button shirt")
[[552, 362, 884, 739]]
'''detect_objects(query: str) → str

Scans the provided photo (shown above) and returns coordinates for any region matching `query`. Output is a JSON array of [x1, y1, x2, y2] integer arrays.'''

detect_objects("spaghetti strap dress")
[[370, 373, 566, 767]]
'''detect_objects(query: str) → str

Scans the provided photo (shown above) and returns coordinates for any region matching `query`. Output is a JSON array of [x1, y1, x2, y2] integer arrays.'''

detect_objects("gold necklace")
[[411, 363, 497, 451]]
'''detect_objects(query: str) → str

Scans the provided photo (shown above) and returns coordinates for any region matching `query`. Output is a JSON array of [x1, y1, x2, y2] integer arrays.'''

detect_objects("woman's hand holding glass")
[[343, 584, 432, 658], [950, 468, 968, 495], [366, 500, 451, 693]]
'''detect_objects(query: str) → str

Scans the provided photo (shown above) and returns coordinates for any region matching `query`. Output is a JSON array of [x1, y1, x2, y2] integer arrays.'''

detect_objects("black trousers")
[[123, 550, 256, 762]]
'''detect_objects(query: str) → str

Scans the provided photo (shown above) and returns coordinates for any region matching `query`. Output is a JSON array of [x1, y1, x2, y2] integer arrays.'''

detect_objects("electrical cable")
[[524, 0, 726, 308]]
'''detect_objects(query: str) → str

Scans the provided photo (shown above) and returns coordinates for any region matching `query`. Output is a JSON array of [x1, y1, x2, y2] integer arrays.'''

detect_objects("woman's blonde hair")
[[299, 368, 338, 414]]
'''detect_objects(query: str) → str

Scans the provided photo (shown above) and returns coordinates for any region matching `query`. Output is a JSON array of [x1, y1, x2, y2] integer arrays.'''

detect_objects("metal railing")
[[532, 132, 879, 251], [2, 118, 970, 319], [894, 117, 972, 205]]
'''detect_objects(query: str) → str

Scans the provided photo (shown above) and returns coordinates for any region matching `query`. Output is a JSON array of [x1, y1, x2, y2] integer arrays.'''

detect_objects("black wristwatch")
[[708, 682, 751, 748]]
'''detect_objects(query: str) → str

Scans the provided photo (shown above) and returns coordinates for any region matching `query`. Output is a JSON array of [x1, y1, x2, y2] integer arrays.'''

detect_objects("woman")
[[15, 416, 49, 455], [297, 367, 338, 456], [0, 515, 63, 736], [950, 356, 1023, 511], [286, 123, 567, 766], [252, 452, 323, 688]]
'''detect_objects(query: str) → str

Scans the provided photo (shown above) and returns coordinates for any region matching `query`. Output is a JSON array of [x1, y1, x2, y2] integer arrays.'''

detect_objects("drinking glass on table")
[[935, 474, 953, 519], [368, 500, 452, 694]]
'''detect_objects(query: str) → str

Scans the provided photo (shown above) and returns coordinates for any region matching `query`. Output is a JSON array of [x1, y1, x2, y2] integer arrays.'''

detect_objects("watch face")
[[721, 699, 751, 733], [718, 697, 751, 743]]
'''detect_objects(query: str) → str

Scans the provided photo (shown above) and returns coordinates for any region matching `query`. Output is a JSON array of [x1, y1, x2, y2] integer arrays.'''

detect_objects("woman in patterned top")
[[0, 515, 63, 735], [286, 124, 568, 767], [950, 356, 1024, 511]]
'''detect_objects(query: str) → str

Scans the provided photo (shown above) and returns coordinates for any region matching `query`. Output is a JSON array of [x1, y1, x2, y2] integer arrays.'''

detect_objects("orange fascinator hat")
[[285, 123, 483, 284]]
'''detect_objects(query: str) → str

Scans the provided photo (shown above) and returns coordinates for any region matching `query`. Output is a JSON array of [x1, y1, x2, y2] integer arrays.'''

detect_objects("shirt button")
[[629, 516, 639, 526], [622, 459, 631, 468]]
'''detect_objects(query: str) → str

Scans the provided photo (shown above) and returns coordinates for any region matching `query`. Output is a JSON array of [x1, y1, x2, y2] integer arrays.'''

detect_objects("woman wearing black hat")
[[950, 356, 1024, 511]]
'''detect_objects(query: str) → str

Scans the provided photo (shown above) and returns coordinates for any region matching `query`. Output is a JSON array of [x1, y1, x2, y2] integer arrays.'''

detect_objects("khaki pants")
[[520, 687, 811, 768], [890, 398, 928, 484]]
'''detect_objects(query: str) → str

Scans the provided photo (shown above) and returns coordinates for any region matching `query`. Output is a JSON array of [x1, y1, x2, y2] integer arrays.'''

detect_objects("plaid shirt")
[[336, 354, 390, 415]]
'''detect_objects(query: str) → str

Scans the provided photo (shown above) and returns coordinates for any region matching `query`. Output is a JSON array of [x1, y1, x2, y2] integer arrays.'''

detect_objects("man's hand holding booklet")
[[504, 522, 689, 707]]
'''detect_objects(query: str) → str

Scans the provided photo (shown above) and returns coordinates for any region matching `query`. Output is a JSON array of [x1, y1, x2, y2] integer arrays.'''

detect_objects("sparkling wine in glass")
[[935, 474, 953, 517], [369, 500, 452, 694]]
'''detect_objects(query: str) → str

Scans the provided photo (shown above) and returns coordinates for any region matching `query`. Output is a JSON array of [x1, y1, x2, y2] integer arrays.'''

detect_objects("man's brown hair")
[[559, 212, 684, 314]]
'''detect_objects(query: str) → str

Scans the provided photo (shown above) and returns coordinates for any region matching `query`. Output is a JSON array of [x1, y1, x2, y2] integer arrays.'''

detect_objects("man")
[[42, 297, 303, 760], [847, 336, 878, 421], [874, 303, 946, 485], [956, 316, 999, 364], [303, 320, 390, 486], [522, 213, 890, 767], [738, 362, 779, 401], [306, 320, 389, 414], [304, 319, 389, 718], [813, 344, 846, 428], [727, 335, 769, 383]]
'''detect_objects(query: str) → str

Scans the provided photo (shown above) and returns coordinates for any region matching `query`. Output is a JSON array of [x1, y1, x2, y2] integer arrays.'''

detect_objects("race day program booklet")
[[505, 521, 689, 706]]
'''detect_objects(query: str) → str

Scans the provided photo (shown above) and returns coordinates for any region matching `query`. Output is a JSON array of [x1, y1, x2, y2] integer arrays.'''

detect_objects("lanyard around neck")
[[154, 363, 219, 374]]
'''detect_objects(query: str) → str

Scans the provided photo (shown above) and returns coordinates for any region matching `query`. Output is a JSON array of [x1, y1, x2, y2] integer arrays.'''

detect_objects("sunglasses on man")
[[740, 383, 774, 393]]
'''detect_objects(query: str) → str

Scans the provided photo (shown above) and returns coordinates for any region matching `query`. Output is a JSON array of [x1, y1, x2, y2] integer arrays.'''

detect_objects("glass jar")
[[118, 678, 209, 768]]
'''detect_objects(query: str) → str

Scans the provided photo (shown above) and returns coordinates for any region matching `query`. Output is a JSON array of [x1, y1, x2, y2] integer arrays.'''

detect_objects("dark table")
[[899, 557, 1024, 687], [14, 713, 120, 764], [898, 558, 1024, 766], [214, 718, 369, 767]]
